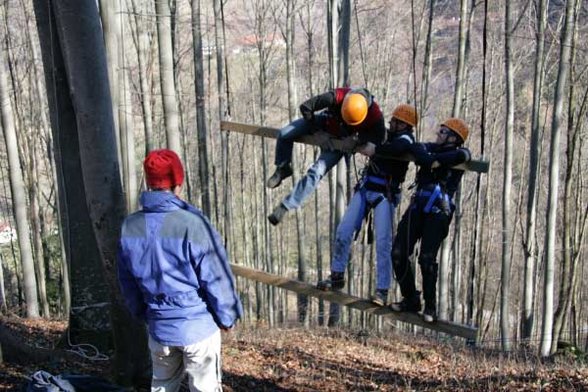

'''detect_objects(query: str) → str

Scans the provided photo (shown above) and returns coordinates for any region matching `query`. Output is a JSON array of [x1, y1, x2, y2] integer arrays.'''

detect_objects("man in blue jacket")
[[118, 149, 243, 391], [389, 118, 471, 323]]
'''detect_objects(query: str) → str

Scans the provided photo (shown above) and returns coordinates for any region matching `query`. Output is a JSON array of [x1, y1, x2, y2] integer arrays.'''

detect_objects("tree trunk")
[[327, 0, 350, 327], [155, 0, 181, 153], [101, 0, 137, 211], [129, 0, 155, 155], [32, 0, 150, 385], [212, 0, 232, 244], [552, 1, 583, 352], [501, 0, 515, 352], [191, 0, 211, 216], [541, 0, 575, 357], [418, 0, 435, 140], [522, 0, 547, 342], [28, 139, 50, 317], [0, 40, 39, 319]]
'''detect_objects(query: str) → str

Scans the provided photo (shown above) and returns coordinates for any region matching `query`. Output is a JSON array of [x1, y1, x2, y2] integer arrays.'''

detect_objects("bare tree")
[[552, 0, 583, 353], [155, 0, 181, 153], [501, 0, 515, 352], [541, 0, 575, 357], [212, 0, 232, 243], [100, 0, 137, 211], [129, 0, 155, 154], [326, 0, 350, 327], [32, 0, 150, 385], [522, 0, 547, 342], [191, 0, 211, 216], [0, 37, 39, 318]]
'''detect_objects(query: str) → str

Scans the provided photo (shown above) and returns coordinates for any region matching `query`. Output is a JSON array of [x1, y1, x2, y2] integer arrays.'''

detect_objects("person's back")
[[120, 192, 240, 346]]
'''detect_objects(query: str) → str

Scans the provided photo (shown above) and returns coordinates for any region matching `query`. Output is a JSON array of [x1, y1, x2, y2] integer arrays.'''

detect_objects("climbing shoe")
[[268, 203, 288, 226], [423, 304, 437, 323], [267, 163, 293, 189], [389, 292, 422, 312], [369, 289, 388, 306], [317, 271, 345, 291]]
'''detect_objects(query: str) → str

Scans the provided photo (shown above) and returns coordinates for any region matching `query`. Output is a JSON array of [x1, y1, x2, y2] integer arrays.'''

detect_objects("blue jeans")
[[331, 189, 397, 291], [276, 115, 344, 210]]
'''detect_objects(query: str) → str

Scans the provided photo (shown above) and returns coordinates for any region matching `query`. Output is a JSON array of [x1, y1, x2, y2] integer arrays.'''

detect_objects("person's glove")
[[339, 135, 358, 153], [314, 131, 335, 151], [356, 142, 376, 157], [301, 108, 314, 122]]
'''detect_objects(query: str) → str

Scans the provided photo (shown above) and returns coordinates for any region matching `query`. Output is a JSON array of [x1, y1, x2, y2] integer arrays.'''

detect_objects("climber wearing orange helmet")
[[389, 118, 471, 323], [267, 87, 385, 225], [317, 104, 418, 307]]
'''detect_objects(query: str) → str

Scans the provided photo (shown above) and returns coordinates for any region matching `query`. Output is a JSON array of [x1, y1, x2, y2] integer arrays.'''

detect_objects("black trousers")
[[392, 202, 451, 307]]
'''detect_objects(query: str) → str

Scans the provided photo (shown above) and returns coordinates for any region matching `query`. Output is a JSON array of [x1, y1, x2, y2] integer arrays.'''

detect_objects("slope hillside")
[[1, 317, 586, 391]]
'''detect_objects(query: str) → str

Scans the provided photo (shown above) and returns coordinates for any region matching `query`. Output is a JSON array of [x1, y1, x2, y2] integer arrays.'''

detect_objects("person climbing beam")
[[266, 87, 386, 225], [317, 104, 419, 307], [388, 118, 471, 323]]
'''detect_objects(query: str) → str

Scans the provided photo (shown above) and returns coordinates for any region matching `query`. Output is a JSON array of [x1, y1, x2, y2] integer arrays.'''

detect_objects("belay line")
[[231, 264, 478, 341]]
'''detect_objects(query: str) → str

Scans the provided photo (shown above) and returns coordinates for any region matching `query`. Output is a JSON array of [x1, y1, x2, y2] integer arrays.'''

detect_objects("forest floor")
[[1, 315, 587, 391]]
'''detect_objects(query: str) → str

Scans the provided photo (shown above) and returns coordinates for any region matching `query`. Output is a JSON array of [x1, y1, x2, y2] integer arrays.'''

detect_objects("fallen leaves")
[[0, 317, 587, 391]]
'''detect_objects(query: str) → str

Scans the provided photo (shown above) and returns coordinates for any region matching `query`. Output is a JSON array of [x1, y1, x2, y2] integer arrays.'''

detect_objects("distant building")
[[0, 222, 16, 245], [232, 33, 286, 54]]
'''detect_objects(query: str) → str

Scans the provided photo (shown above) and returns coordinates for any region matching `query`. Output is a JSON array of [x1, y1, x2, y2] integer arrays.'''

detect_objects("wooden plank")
[[221, 121, 489, 173], [231, 264, 478, 341]]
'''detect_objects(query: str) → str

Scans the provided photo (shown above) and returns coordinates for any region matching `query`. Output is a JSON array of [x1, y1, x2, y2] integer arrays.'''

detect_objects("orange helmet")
[[391, 104, 418, 127], [341, 93, 369, 126], [442, 118, 469, 142]]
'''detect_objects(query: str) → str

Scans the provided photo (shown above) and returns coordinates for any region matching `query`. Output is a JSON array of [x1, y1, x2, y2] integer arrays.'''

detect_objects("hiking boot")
[[389, 292, 421, 312], [268, 204, 288, 226], [317, 271, 345, 291], [267, 163, 293, 189], [423, 304, 437, 323], [369, 289, 388, 306]]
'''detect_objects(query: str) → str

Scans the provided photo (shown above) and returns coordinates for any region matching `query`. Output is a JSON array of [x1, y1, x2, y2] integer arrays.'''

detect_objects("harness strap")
[[423, 185, 442, 213], [365, 175, 388, 186], [353, 187, 388, 234], [417, 185, 452, 214]]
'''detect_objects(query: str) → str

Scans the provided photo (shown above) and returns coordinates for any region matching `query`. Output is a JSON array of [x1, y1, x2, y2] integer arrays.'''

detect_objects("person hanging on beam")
[[316, 104, 419, 307], [267, 87, 386, 225], [388, 118, 471, 323]]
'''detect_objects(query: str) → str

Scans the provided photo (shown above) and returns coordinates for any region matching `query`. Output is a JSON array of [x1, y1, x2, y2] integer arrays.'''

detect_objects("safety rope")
[[353, 0, 368, 89], [409, 0, 418, 109], [466, 0, 489, 326]]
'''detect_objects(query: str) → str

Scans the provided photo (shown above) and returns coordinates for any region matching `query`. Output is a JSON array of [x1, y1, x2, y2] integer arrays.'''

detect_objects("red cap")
[[143, 149, 184, 189]]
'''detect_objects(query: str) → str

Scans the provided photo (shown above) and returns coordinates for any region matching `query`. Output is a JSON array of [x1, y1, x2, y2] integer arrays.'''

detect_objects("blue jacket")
[[117, 191, 243, 346]]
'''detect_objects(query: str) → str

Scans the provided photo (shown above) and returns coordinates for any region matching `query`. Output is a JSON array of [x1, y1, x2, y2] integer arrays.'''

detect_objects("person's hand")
[[220, 325, 234, 333], [301, 109, 314, 122], [314, 131, 335, 151], [339, 135, 358, 153], [356, 142, 376, 157], [431, 160, 441, 169]]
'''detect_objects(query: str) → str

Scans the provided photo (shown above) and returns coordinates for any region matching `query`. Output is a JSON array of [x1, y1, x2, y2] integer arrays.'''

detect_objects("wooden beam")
[[231, 264, 478, 341], [221, 121, 489, 173]]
